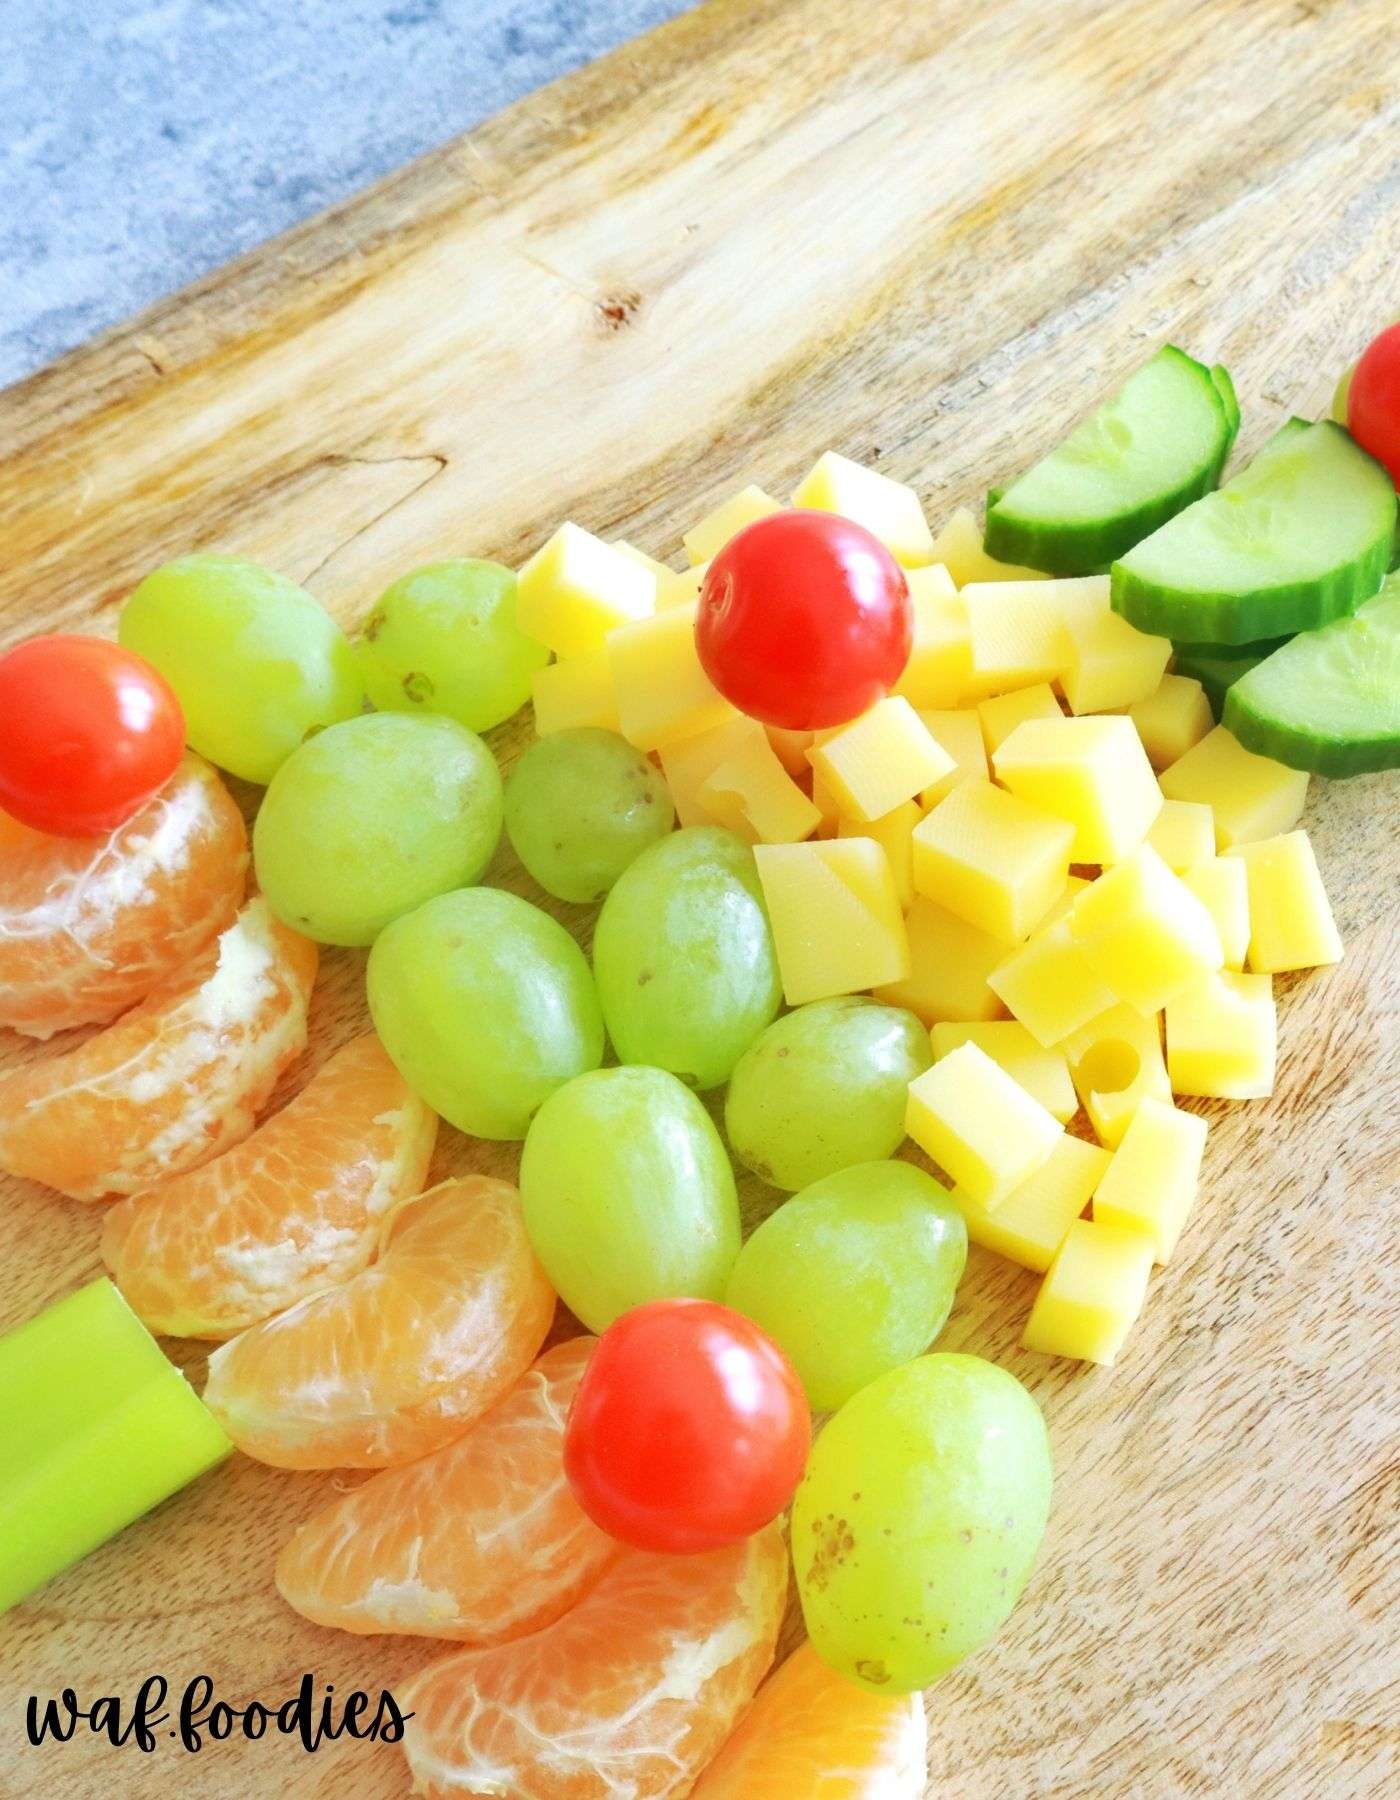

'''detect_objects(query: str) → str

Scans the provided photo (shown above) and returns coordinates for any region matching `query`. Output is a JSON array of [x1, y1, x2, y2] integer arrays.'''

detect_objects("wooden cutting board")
[[1, 0, 1397, 1793]]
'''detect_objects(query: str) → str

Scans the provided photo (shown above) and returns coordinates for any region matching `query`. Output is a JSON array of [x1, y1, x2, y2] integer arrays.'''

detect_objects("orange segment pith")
[[0, 754, 248, 1039], [690, 1641, 928, 1799], [400, 1523, 789, 1800], [276, 1335, 618, 1642], [0, 896, 316, 1201], [203, 1175, 555, 1469], [100, 1033, 438, 1339]]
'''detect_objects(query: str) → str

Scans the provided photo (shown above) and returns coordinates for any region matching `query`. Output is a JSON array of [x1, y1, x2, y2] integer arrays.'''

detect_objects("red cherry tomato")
[[1347, 322, 1400, 486], [0, 635, 185, 838], [696, 510, 912, 730], [564, 1298, 811, 1554]]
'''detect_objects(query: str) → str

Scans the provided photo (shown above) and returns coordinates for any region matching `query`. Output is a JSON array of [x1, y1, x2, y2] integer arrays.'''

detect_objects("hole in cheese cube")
[[698, 735, 822, 846], [977, 683, 1063, 754], [838, 800, 920, 910], [927, 507, 1050, 588], [682, 485, 783, 565], [658, 717, 767, 828], [1159, 726, 1309, 850], [1021, 1217, 1155, 1365], [954, 1135, 1112, 1273], [905, 1040, 1063, 1207], [1146, 798, 1216, 873], [874, 898, 1009, 1025], [1165, 970, 1277, 1100], [608, 601, 737, 753], [930, 1020, 1076, 1122], [1092, 1095, 1207, 1265], [1069, 843, 1224, 1015], [1180, 857, 1250, 971], [807, 697, 954, 824], [1061, 597, 1171, 714], [963, 583, 1073, 697], [1128, 673, 1214, 770], [1225, 831, 1342, 974], [912, 780, 1074, 944], [993, 714, 1162, 865], [517, 523, 657, 657], [917, 709, 987, 805], [1061, 1003, 1172, 1148], [892, 569, 969, 709], [531, 649, 621, 736], [792, 451, 935, 568], [753, 838, 910, 1006], [987, 909, 1115, 1049]]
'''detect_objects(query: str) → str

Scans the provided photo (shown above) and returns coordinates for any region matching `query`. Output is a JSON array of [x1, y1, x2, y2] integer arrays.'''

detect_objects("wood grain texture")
[[1, 0, 1398, 1794]]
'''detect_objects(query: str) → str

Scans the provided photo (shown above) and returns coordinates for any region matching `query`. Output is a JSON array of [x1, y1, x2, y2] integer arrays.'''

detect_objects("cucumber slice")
[[984, 346, 1234, 576], [1113, 418, 1397, 644], [1172, 637, 1290, 718], [1210, 364, 1241, 448], [1223, 577, 1400, 775]]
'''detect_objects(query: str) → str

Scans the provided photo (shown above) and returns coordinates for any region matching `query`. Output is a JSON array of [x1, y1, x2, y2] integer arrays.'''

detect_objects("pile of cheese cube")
[[516, 452, 1344, 1369]]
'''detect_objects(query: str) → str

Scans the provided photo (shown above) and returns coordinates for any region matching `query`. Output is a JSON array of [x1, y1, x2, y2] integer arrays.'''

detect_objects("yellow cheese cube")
[[754, 838, 910, 1006], [963, 582, 1072, 697], [1092, 1096, 1207, 1265], [1146, 798, 1216, 873], [611, 540, 675, 583], [988, 915, 1115, 1048], [891, 568, 968, 708], [839, 800, 920, 910], [1180, 857, 1250, 971], [792, 451, 934, 567], [1069, 844, 1223, 1015], [954, 1135, 1112, 1273], [1128, 673, 1214, 770], [1061, 1003, 1172, 1148], [977, 683, 1062, 755], [658, 716, 767, 828], [1159, 725, 1309, 849], [1226, 831, 1342, 973], [1165, 970, 1276, 1099], [698, 735, 822, 846], [682, 485, 782, 565], [1022, 1218, 1155, 1365], [1061, 600, 1171, 714], [927, 507, 1049, 587], [912, 780, 1074, 944], [517, 523, 656, 656], [905, 1041, 1063, 1207], [993, 715, 1161, 865], [765, 725, 816, 779], [609, 601, 736, 752], [807, 697, 954, 823], [930, 1020, 1076, 1122], [874, 899, 1009, 1024], [656, 561, 710, 610], [809, 765, 842, 838], [531, 649, 620, 736], [917, 709, 988, 804]]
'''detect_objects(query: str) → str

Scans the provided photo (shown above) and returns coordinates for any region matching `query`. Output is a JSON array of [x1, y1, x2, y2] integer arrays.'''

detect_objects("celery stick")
[[0, 1278, 231, 1613]]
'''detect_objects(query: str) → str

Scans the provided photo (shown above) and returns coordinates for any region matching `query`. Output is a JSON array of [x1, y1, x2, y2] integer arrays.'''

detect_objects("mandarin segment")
[[0, 897, 316, 1201], [400, 1524, 788, 1800], [202, 1176, 555, 1469], [100, 1035, 437, 1339], [276, 1337, 618, 1643], [0, 754, 248, 1039]]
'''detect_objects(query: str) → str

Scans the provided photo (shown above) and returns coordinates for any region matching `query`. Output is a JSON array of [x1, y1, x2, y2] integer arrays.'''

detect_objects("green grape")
[[367, 886, 603, 1138], [792, 1354, 1052, 1694], [724, 998, 932, 1191], [519, 1066, 740, 1331], [254, 713, 502, 945], [358, 559, 548, 733], [504, 728, 675, 903], [592, 827, 781, 1090], [119, 555, 363, 784], [726, 1161, 966, 1410]]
